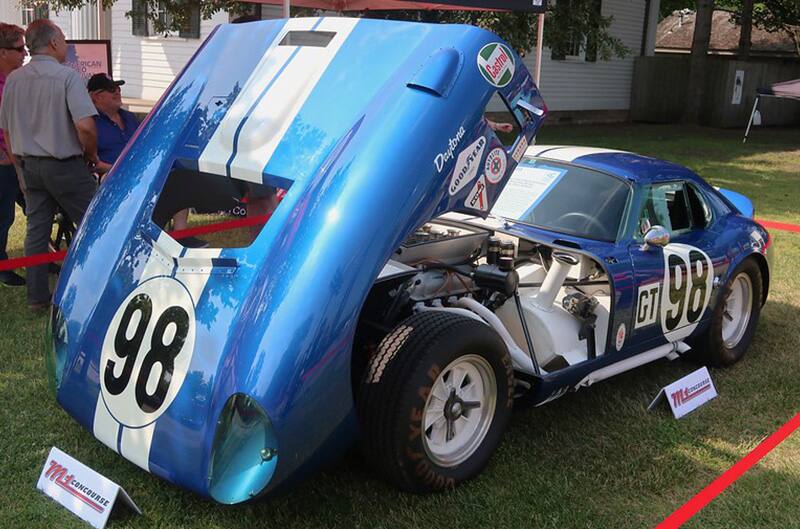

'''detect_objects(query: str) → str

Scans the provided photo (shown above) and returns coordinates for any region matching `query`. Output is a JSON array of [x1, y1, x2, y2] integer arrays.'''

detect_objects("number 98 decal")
[[661, 244, 713, 336], [100, 276, 196, 428]]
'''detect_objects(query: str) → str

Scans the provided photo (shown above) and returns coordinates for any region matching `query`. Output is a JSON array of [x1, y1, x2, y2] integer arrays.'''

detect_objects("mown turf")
[[0, 124, 798, 528]]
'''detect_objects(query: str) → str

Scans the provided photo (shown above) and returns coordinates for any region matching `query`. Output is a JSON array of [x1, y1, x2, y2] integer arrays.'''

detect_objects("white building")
[[1, 1, 659, 120]]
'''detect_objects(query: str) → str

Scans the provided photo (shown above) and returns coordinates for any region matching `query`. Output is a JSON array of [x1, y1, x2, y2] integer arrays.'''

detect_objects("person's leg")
[[21, 159, 58, 305], [172, 208, 189, 230], [0, 164, 19, 261], [246, 185, 278, 242], [47, 158, 97, 229], [0, 164, 24, 285]]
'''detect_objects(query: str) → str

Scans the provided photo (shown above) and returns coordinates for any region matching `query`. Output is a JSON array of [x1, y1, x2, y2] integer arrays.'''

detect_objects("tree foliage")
[[24, 0, 628, 60]]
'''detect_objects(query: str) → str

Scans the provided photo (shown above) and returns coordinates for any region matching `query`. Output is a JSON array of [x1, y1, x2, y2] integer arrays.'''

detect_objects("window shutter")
[[132, 0, 149, 37], [179, 4, 201, 39]]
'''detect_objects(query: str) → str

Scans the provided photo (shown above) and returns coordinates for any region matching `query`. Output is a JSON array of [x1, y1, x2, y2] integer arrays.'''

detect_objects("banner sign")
[[65, 40, 112, 82], [648, 367, 718, 419], [36, 447, 141, 529]]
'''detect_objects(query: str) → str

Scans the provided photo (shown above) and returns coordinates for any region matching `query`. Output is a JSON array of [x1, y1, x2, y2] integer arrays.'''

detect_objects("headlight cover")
[[208, 393, 279, 504], [44, 305, 68, 395]]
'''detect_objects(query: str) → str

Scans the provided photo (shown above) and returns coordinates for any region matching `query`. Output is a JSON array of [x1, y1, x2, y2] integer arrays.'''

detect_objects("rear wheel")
[[692, 258, 762, 367], [358, 311, 513, 492]]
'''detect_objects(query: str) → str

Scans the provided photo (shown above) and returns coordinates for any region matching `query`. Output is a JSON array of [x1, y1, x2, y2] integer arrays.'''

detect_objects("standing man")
[[0, 19, 99, 312], [0, 23, 26, 288]]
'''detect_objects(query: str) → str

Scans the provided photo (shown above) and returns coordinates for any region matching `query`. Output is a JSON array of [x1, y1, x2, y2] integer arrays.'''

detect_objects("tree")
[[25, 0, 629, 60], [682, 0, 715, 123]]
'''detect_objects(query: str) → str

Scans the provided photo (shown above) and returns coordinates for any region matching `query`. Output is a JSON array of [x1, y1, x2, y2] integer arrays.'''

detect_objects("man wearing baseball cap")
[[87, 72, 137, 173]]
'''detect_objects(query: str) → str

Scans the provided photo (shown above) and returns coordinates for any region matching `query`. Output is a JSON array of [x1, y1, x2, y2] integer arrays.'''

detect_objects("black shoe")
[[179, 236, 209, 249], [0, 271, 26, 287]]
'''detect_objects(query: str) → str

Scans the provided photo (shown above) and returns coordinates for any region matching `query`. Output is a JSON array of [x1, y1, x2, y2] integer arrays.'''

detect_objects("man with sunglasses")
[[87, 73, 136, 174], [0, 19, 99, 312], [0, 23, 26, 288]]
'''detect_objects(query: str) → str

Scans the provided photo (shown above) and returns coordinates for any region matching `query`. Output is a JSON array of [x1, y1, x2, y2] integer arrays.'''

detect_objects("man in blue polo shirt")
[[88, 73, 206, 247], [87, 73, 137, 173]]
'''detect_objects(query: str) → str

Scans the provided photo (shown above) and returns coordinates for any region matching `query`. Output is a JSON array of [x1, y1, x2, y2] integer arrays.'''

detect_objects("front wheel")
[[692, 258, 763, 367], [358, 311, 514, 492]]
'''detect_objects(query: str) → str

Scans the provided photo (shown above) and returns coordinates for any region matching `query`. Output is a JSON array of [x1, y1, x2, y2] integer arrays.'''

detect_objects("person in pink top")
[[0, 23, 26, 287]]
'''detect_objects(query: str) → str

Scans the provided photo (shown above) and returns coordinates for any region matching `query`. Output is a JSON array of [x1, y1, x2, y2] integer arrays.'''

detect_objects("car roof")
[[525, 145, 702, 185]]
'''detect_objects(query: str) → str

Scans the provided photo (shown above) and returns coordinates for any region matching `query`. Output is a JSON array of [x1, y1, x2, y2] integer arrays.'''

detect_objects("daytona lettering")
[[434, 126, 466, 173]]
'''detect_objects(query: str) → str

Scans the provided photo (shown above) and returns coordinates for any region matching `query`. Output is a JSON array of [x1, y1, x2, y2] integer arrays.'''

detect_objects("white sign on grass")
[[648, 366, 718, 419], [36, 447, 141, 529]]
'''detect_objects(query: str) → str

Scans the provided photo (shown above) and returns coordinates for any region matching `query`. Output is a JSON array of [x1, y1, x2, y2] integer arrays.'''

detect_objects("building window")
[[550, 0, 602, 62], [131, 0, 200, 39], [21, 4, 49, 26]]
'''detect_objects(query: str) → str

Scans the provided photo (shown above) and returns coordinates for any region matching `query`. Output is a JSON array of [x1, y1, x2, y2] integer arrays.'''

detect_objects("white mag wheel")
[[422, 354, 497, 468], [721, 272, 753, 349]]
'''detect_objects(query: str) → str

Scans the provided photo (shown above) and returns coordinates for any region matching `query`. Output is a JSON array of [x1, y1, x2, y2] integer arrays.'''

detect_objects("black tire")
[[691, 258, 763, 367], [358, 311, 514, 493]]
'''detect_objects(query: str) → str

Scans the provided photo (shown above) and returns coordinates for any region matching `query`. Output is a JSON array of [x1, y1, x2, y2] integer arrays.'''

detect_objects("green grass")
[[1, 124, 799, 528]]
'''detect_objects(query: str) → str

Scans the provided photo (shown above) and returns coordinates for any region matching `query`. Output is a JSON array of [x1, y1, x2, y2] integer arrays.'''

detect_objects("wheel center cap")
[[451, 402, 463, 417]]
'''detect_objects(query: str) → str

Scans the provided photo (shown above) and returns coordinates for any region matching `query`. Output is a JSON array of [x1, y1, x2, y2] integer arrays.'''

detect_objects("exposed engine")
[[361, 219, 612, 377]]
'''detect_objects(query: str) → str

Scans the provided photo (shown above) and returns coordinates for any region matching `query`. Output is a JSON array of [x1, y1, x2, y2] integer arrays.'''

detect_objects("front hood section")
[[52, 17, 545, 498]]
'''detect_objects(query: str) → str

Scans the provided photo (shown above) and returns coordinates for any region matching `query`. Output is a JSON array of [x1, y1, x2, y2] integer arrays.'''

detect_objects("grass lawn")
[[1, 124, 798, 528]]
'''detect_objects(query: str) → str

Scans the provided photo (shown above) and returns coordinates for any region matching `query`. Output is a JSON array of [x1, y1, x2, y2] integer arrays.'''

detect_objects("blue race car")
[[45, 17, 770, 503]]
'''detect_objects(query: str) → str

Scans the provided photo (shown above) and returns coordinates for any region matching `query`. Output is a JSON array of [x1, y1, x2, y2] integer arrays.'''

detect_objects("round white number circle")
[[99, 276, 196, 428]]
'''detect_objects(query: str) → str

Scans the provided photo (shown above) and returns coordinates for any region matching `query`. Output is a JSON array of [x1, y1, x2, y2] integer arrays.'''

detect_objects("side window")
[[639, 182, 692, 236], [686, 184, 713, 229]]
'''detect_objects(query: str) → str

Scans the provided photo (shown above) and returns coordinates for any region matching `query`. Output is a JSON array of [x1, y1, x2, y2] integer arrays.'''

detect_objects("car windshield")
[[491, 158, 630, 241]]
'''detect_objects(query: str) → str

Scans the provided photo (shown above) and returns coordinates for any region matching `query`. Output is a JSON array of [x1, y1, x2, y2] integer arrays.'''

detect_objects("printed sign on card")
[[36, 447, 141, 529], [648, 367, 718, 419]]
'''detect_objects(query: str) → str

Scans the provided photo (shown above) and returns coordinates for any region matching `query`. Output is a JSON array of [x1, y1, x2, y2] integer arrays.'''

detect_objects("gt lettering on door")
[[635, 283, 660, 328]]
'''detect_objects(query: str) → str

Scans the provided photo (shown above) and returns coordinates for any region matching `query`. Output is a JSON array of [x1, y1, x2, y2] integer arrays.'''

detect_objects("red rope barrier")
[[0, 214, 270, 272], [2, 215, 798, 273]]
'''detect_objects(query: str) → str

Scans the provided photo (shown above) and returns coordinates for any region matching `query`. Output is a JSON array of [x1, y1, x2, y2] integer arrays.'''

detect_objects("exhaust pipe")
[[534, 251, 578, 310]]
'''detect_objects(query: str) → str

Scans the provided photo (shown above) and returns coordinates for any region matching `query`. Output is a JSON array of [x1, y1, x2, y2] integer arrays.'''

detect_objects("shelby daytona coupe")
[[46, 17, 771, 503]]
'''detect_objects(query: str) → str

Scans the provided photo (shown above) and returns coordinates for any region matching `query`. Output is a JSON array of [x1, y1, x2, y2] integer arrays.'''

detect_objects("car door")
[[629, 181, 723, 345]]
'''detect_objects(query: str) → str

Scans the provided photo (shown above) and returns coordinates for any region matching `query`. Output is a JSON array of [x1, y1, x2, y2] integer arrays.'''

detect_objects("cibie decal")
[[511, 135, 528, 163], [484, 147, 508, 184], [615, 323, 626, 351], [99, 276, 196, 428], [449, 136, 486, 195], [465, 175, 489, 211], [434, 126, 466, 173], [477, 42, 515, 88]]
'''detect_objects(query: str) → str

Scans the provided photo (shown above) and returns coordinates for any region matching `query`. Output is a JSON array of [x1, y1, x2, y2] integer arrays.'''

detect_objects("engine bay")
[[364, 217, 613, 378]]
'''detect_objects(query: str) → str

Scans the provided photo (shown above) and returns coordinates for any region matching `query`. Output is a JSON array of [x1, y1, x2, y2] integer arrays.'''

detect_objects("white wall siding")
[[111, 0, 227, 101], [1, 4, 24, 27], [527, 0, 646, 111]]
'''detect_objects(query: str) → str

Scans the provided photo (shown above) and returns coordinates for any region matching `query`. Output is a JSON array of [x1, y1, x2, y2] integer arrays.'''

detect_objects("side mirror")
[[643, 225, 670, 250]]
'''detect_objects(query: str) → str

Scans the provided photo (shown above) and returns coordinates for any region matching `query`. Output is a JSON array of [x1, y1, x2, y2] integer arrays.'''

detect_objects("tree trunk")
[[738, 0, 754, 60], [682, 0, 715, 124]]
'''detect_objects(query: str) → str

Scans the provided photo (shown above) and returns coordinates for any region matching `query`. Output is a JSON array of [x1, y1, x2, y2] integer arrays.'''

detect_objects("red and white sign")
[[36, 447, 140, 529], [648, 367, 718, 419]]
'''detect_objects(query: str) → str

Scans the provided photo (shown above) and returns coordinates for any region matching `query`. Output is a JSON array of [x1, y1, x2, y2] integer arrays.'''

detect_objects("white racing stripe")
[[524, 145, 627, 162], [93, 232, 221, 471], [197, 17, 358, 183]]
